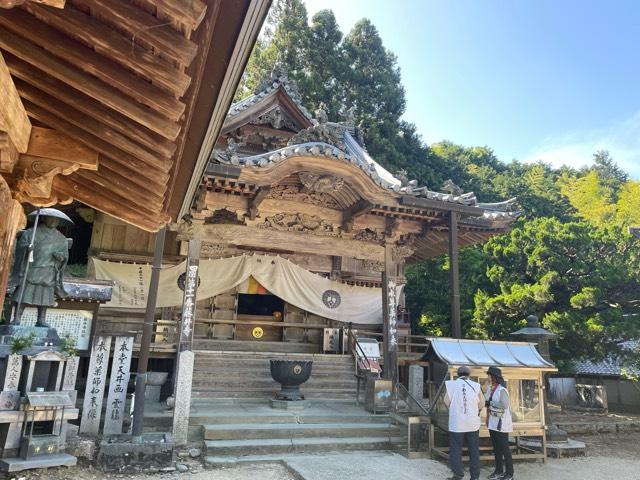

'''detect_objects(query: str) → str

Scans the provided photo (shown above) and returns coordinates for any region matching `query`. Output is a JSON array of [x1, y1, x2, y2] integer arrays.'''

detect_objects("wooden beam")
[[195, 224, 385, 262], [26, 126, 97, 170], [146, 0, 207, 31], [248, 186, 271, 220], [6, 54, 176, 159], [0, 26, 181, 140], [341, 199, 373, 232], [0, 131, 19, 173], [400, 195, 484, 217], [0, 9, 185, 121], [24, 2, 191, 97], [73, 0, 199, 66], [0, 50, 31, 154]]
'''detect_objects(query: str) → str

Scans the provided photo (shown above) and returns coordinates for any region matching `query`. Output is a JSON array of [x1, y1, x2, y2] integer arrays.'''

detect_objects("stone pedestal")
[[0, 325, 60, 347], [97, 433, 174, 472]]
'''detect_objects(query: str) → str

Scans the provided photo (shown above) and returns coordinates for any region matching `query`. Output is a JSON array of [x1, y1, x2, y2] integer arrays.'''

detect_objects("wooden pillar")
[[0, 175, 25, 310], [131, 226, 166, 439], [449, 212, 461, 338], [173, 238, 201, 446], [382, 243, 398, 385]]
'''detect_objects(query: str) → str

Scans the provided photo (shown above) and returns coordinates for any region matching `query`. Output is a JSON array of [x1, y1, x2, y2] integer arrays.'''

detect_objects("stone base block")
[[144, 385, 162, 403], [270, 399, 311, 410], [65, 436, 97, 460], [97, 433, 174, 472], [0, 453, 76, 472], [520, 437, 586, 458]]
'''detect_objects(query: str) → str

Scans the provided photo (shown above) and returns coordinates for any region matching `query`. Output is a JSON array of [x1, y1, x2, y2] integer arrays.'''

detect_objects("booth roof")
[[427, 338, 555, 369]]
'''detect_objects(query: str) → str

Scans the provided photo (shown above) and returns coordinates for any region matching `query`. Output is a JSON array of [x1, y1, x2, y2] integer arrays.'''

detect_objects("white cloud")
[[523, 111, 640, 179]]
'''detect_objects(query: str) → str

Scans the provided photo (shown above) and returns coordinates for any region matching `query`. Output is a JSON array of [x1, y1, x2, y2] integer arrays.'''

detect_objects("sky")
[[304, 0, 640, 178]]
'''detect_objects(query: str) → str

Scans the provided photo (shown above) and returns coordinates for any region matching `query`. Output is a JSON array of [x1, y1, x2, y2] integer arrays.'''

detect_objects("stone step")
[[204, 436, 404, 456], [193, 359, 354, 369], [194, 351, 353, 361], [192, 365, 355, 374], [189, 408, 391, 428], [204, 451, 405, 467], [193, 341, 320, 353], [203, 422, 400, 440], [191, 390, 356, 400], [192, 378, 357, 387]]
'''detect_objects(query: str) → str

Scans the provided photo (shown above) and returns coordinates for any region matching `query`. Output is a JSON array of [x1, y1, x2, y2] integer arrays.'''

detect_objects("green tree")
[[470, 217, 640, 363]]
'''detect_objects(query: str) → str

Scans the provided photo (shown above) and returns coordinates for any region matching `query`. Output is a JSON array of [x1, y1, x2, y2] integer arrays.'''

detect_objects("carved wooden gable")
[[218, 85, 314, 157]]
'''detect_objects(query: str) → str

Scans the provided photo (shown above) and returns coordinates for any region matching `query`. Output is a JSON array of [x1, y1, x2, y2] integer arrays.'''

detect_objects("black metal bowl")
[[269, 359, 313, 401]]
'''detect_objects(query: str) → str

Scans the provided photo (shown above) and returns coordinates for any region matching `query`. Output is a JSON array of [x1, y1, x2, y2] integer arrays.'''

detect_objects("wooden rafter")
[[146, 0, 207, 32], [0, 10, 185, 121], [0, 26, 181, 140], [6, 54, 176, 159], [0, 1, 65, 9], [72, 0, 199, 66], [24, 2, 192, 97]]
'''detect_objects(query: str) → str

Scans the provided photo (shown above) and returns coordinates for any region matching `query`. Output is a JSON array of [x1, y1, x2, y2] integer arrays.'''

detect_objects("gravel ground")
[[2, 433, 639, 480]]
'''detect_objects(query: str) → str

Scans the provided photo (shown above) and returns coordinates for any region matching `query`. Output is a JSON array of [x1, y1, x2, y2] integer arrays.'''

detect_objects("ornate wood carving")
[[253, 105, 300, 131], [362, 259, 384, 272], [8, 127, 99, 206], [392, 244, 414, 263], [267, 184, 341, 210], [299, 171, 344, 193], [200, 242, 225, 258], [258, 212, 339, 237], [287, 122, 348, 151], [0, 175, 26, 307], [353, 228, 385, 245], [203, 208, 245, 225]]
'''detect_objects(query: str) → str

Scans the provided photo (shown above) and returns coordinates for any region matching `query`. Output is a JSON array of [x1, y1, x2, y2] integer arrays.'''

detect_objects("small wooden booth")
[[425, 338, 556, 461]]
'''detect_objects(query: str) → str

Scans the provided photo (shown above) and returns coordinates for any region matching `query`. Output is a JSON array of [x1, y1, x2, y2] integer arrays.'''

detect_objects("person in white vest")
[[444, 365, 484, 480], [485, 366, 514, 480]]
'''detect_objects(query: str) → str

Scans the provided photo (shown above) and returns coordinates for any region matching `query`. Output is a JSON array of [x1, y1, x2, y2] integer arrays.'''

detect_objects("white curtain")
[[92, 255, 401, 325]]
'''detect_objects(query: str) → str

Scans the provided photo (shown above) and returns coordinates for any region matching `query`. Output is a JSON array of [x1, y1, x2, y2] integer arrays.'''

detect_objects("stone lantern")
[[511, 315, 556, 362], [511, 315, 567, 442]]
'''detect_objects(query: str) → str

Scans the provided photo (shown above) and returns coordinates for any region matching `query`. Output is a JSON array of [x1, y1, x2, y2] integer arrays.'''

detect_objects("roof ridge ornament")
[[287, 122, 348, 151]]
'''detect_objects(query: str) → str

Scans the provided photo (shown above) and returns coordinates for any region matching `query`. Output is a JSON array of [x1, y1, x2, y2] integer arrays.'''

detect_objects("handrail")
[[427, 371, 450, 415], [346, 327, 374, 368], [394, 381, 430, 416]]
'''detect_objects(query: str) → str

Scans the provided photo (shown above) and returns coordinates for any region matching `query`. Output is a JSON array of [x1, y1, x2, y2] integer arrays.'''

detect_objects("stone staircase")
[[195, 403, 405, 465], [191, 350, 358, 400]]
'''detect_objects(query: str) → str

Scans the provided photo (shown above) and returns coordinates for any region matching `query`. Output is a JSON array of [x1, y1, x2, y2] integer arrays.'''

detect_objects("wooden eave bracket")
[[341, 199, 373, 232], [248, 186, 271, 220], [9, 126, 99, 205]]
